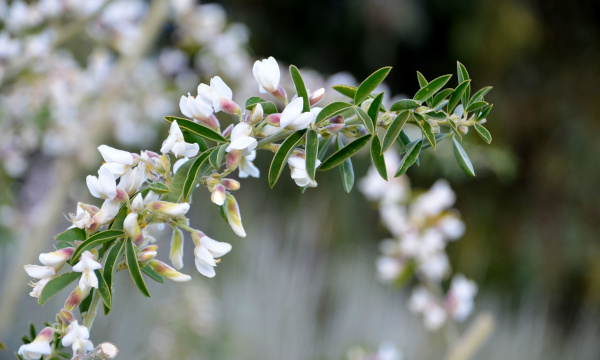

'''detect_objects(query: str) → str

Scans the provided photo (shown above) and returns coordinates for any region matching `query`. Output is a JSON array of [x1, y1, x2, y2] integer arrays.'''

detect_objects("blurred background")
[[1, 0, 599, 359]]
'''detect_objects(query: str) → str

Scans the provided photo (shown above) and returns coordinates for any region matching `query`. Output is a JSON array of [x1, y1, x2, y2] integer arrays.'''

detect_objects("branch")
[[442, 313, 495, 360], [73, 343, 119, 360]]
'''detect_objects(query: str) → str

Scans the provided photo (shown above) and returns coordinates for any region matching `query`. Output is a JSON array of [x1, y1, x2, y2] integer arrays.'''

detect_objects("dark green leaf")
[[55, 241, 74, 250], [390, 99, 421, 112], [397, 130, 411, 147], [314, 101, 353, 124], [182, 131, 208, 152], [474, 123, 492, 144], [163, 157, 193, 203], [465, 101, 488, 113], [401, 133, 450, 153], [370, 136, 387, 180], [413, 112, 437, 150], [102, 240, 124, 315], [79, 289, 93, 315], [382, 110, 410, 153], [28, 324, 36, 341], [164, 116, 227, 143], [38, 272, 81, 305], [182, 150, 213, 201], [70, 230, 124, 265], [354, 107, 375, 135], [416, 71, 428, 88], [0, 340, 5, 349], [452, 137, 475, 176], [245, 96, 266, 107], [355, 67, 392, 105], [413, 74, 452, 103], [319, 134, 372, 171], [305, 129, 319, 181], [431, 88, 454, 108], [147, 182, 170, 194], [332, 85, 357, 99], [245, 100, 278, 114], [55, 228, 85, 242], [268, 130, 307, 188], [457, 62, 470, 106], [426, 110, 447, 120], [476, 104, 493, 120], [448, 119, 462, 140], [317, 136, 333, 161], [469, 86, 493, 104], [289, 65, 310, 112], [368, 92, 385, 125], [209, 144, 228, 170], [395, 139, 423, 177], [336, 137, 355, 192], [125, 238, 150, 297], [447, 80, 471, 114], [141, 265, 164, 284], [94, 270, 112, 310]]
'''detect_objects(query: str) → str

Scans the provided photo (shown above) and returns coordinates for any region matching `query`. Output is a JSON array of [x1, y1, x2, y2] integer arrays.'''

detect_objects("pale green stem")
[[256, 130, 295, 149], [83, 292, 101, 330]]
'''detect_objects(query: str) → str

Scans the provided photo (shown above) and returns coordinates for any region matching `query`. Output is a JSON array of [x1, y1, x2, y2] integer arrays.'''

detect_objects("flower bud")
[[220, 98, 241, 116], [429, 121, 440, 134], [265, 113, 281, 127], [131, 193, 144, 213], [222, 123, 234, 138], [211, 184, 226, 206], [59, 309, 75, 325], [249, 103, 264, 125], [64, 286, 91, 311], [225, 193, 246, 237], [148, 260, 191, 282], [191, 230, 206, 246], [271, 84, 288, 103], [39, 247, 75, 268], [199, 114, 221, 132], [309, 88, 325, 106], [148, 201, 190, 218], [221, 178, 240, 191], [324, 123, 344, 134], [137, 245, 158, 262], [458, 126, 469, 134], [124, 213, 144, 246], [226, 149, 242, 170], [170, 227, 184, 269], [329, 114, 344, 124]]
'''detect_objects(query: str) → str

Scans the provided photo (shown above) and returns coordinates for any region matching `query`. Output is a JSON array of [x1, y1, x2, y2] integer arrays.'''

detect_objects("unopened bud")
[[198, 114, 221, 132], [191, 230, 206, 246], [114, 188, 129, 202], [222, 123, 234, 138], [271, 84, 288, 103], [124, 213, 144, 246], [130, 193, 144, 213], [265, 113, 281, 127], [64, 286, 90, 311], [329, 114, 344, 124], [148, 260, 191, 282], [137, 245, 158, 262], [249, 103, 264, 125], [458, 126, 469, 134], [225, 193, 246, 238], [148, 201, 190, 218], [39, 247, 75, 268], [220, 98, 241, 116], [221, 178, 240, 191], [58, 309, 75, 325], [170, 227, 184, 269], [429, 121, 440, 134], [309, 88, 325, 106], [324, 123, 344, 133], [211, 184, 227, 206], [226, 149, 242, 170]]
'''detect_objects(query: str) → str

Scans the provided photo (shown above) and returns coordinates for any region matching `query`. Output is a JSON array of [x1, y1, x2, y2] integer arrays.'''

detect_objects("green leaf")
[[426, 110, 447, 120], [209, 144, 228, 170], [447, 118, 462, 140], [102, 240, 124, 315], [447, 80, 471, 114], [413, 74, 452, 103], [413, 112, 437, 150], [474, 123, 492, 144], [368, 92, 385, 125], [469, 86, 493, 105], [141, 266, 164, 284], [182, 131, 208, 152], [305, 129, 319, 181], [147, 182, 170, 194], [289, 65, 310, 112], [355, 67, 392, 105], [314, 101, 353, 125], [0, 340, 5, 350], [382, 110, 410, 153], [354, 107, 375, 135], [268, 130, 307, 188], [245, 96, 265, 107], [452, 137, 475, 176], [28, 323, 36, 341], [431, 88, 454, 109], [70, 230, 124, 265], [317, 136, 333, 161], [400, 133, 450, 153], [477, 104, 493, 120], [457, 62, 470, 106], [332, 85, 357, 99], [397, 130, 411, 147], [38, 272, 81, 305], [125, 238, 150, 297], [163, 157, 193, 203], [370, 135, 387, 180], [395, 139, 423, 177], [336, 137, 355, 192], [55, 228, 86, 242], [164, 116, 227, 143], [319, 134, 372, 171], [79, 288, 93, 315], [465, 101, 488, 113], [94, 270, 112, 310], [182, 150, 213, 201], [245, 99, 278, 114], [416, 71, 428, 88], [55, 241, 74, 250], [390, 99, 421, 112]]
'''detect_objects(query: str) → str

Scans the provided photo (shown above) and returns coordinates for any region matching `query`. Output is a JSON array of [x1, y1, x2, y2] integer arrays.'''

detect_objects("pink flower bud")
[[271, 84, 288, 103], [248, 103, 264, 125], [221, 178, 240, 191], [124, 213, 144, 246], [39, 247, 75, 268], [64, 286, 91, 311], [137, 245, 158, 262], [225, 193, 246, 237], [309, 88, 325, 106], [265, 113, 281, 127], [59, 309, 75, 325], [324, 123, 344, 133], [330, 114, 344, 124], [148, 201, 190, 218], [222, 123, 234, 138], [191, 230, 206, 246], [220, 98, 241, 116], [211, 184, 227, 206], [197, 114, 220, 132], [226, 149, 242, 170], [148, 260, 191, 282]]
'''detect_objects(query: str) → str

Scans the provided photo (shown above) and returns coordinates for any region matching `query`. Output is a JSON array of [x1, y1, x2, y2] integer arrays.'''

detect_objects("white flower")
[[124, 212, 143, 246], [208, 76, 234, 113], [280, 97, 315, 130], [225, 122, 257, 156], [253, 56, 280, 93], [97, 145, 135, 178], [86, 165, 119, 200], [446, 274, 477, 321], [193, 234, 232, 278], [69, 202, 99, 229], [436, 214, 465, 240], [409, 286, 447, 330], [287, 155, 320, 188], [72, 251, 102, 291], [18, 327, 53, 359], [411, 180, 456, 219], [39, 248, 74, 268], [375, 256, 403, 282], [24, 265, 56, 298], [380, 204, 410, 238], [160, 120, 200, 158], [239, 151, 259, 178], [62, 320, 94, 355], [89, 199, 121, 232], [117, 165, 146, 195], [179, 92, 214, 120], [148, 201, 190, 218]]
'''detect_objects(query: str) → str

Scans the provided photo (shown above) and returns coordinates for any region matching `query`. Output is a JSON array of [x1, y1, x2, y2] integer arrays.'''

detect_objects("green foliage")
[[390, 99, 421, 112], [268, 130, 306, 188], [354, 67, 392, 105], [209, 144, 228, 170], [452, 137, 475, 176], [245, 97, 278, 114], [164, 116, 227, 143], [94, 270, 112, 309], [289, 65, 310, 112], [448, 80, 470, 114], [102, 240, 124, 315], [395, 139, 423, 177], [314, 102, 352, 125], [182, 150, 213, 201], [331, 84, 357, 99], [474, 123, 492, 144], [147, 182, 170, 194], [125, 238, 151, 297], [354, 107, 375, 135], [413, 74, 452, 103], [319, 134, 371, 171], [70, 230, 124, 265], [412, 112, 437, 150], [335, 137, 355, 193], [55, 228, 85, 242], [370, 135, 387, 180], [305, 129, 319, 181], [382, 111, 410, 153], [38, 272, 81, 305], [368, 92, 385, 124], [141, 265, 164, 284]]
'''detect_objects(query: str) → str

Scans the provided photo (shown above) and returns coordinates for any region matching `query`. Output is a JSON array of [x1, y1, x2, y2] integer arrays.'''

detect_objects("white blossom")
[[97, 144, 135, 178], [86, 165, 126, 201], [411, 180, 456, 219], [287, 155, 320, 188], [117, 165, 146, 195], [409, 286, 447, 330], [18, 327, 53, 360], [160, 120, 200, 158], [62, 320, 94, 355], [24, 265, 56, 298], [72, 251, 102, 291], [179, 92, 214, 120], [446, 274, 478, 321], [226, 122, 257, 155], [239, 151, 259, 178], [69, 202, 98, 229], [253, 56, 280, 93], [193, 234, 232, 278], [280, 97, 315, 130]]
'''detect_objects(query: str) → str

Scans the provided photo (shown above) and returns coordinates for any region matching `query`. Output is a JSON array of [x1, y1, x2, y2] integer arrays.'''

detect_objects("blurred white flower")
[[280, 97, 315, 130], [253, 56, 280, 93], [239, 151, 259, 178], [411, 180, 456, 219], [24, 265, 56, 298], [446, 274, 478, 321], [409, 286, 447, 330], [18, 327, 53, 360]]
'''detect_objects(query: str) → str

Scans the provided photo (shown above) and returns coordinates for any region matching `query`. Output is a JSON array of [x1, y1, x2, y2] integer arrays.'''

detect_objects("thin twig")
[[73, 342, 118, 360]]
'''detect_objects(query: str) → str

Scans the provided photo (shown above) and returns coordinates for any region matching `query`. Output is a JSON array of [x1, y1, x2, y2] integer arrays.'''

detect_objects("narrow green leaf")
[[416, 71, 428, 88], [182, 131, 208, 152], [317, 136, 333, 161], [289, 65, 310, 112], [55, 228, 86, 242], [28, 323, 36, 341], [336, 137, 355, 192], [412, 112, 437, 150], [245, 100, 278, 114], [426, 110, 447, 119], [476, 104, 493, 120], [79, 289, 93, 315], [55, 241, 74, 250], [102, 240, 124, 315], [402, 133, 450, 153], [469, 86, 493, 105], [413, 74, 452, 103], [141, 266, 164, 284], [382, 110, 410, 153], [448, 119, 462, 140], [390, 99, 421, 112], [457, 62, 470, 106], [209, 144, 227, 170], [368, 92, 385, 125], [370, 135, 387, 180], [94, 270, 112, 310], [38, 272, 81, 305], [452, 137, 475, 176], [447, 80, 471, 114], [315, 101, 353, 124], [268, 130, 307, 187], [305, 129, 319, 181], [332, 85, 357, 99], [125, 238, 151, 297], [70, 230, 124, 265], [431, 88, 454, 109], [182, 150, 213, 201], [355, 67, 392, 105], [354, 107, 375, 135], [395, 139, 423, 177], [465, 101, 488, 113], [164, 116, 227, 143], [474, 123, 492, 144], [319, 134, 372, 171], [163, 157, 193, 203], [147, 182, 170, 194]]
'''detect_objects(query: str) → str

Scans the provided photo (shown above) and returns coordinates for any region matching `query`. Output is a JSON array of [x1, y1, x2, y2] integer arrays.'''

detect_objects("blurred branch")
[[442, 313, 495, 360], [73, 343, 118, 360]]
